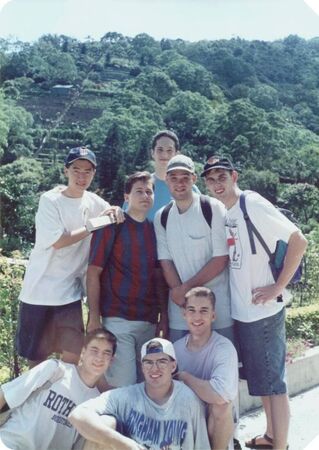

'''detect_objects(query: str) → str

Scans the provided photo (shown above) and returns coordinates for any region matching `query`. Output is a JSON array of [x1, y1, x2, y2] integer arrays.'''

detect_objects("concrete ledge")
[[239, 346, 319, 414]]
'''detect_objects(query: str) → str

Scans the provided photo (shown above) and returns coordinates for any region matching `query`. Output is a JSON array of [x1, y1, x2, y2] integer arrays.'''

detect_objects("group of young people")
[[0, 131, 307, 450]]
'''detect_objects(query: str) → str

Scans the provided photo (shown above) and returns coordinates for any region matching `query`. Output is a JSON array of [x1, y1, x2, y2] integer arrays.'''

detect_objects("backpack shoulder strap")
[[160, 196, 212, 230], [239, 191, 256, 254], [160, 201, 174, 230], [199, 195, 212, 228], [239, 191, 271, 257]]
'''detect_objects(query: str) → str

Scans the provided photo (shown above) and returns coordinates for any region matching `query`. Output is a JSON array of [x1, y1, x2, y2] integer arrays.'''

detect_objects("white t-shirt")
[[174, 331, 238, 403], [154, 193, 232, 330], [19, 187, 108, 306], [0, 360, 99, 450], [76, 380, 210, 450], [226, 191, 298, 322]]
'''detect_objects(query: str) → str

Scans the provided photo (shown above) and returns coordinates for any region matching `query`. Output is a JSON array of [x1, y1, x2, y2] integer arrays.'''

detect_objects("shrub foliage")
[[0, 255, 26, 381]]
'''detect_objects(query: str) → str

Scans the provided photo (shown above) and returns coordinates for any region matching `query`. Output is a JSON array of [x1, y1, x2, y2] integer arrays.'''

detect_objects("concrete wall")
[[239, 346, 319, 414]]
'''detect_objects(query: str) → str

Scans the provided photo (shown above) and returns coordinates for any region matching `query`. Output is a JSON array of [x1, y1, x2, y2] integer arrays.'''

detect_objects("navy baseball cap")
[[65, 147, 97, 168], [200, 155, 235, 177]]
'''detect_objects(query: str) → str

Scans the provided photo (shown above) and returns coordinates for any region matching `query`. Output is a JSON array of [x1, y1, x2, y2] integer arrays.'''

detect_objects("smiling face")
[[151, 136, 178, 171], [183, 294, 215, 339], [142, 352, 177, 390], [64, 159, 95, 197], [204, 168, 238, 207], [80, 338, 114, 379], [124, 179, 154, 216], [165, 169, 196, 202]]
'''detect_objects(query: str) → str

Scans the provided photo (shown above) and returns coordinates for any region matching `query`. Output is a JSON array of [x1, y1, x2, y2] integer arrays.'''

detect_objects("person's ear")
[[182, 306, 187, 319], [64, 166, 69, 178], [124, 192, 129, 203], [171, 361, 177, 374], [78, 349, 84, 365], [232, 171, 238, 183]]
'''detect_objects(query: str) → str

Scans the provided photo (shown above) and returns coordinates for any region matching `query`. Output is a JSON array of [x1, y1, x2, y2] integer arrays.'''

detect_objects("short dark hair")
[[151, 130, 180, 151], [124, 171, 153, 194], [83, 328, 117, 356], [185, 287, 216, 309]]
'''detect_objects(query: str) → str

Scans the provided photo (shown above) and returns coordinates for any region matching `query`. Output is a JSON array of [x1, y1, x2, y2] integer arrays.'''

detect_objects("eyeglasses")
[[142, 358, 171, 370]]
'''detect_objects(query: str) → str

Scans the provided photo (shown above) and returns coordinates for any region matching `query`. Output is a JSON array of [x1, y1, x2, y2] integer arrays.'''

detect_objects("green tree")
[[132, 33, 161, 65], [85, 105, 161, 201], [300, 225, 319, 305], [0, 158, 43, 252], [1, 102, 35, 163], [249, 84, 280, 111], [0, 43, 33, 80], [101, 32, 132, 60], [208, 100, 291, 169], [238, 169, 279, 203], [48, 51, 78, 84], [279, 184, 319, 230], [97, 123, 124, 202], [111, 89, 165, 124], [132, 68, 177, 104], [165, 57, 215, 99], [0, 91, 9, 160], [164, 91, 216, 147], [0, 255, 26, 380]]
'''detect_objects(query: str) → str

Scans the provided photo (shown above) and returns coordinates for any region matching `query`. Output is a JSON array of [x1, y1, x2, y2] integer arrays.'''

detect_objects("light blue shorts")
[[236, 308, 287, 396]]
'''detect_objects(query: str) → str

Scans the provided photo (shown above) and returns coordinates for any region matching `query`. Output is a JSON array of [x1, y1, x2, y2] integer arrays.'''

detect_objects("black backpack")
[[160, 195, 213, 229]]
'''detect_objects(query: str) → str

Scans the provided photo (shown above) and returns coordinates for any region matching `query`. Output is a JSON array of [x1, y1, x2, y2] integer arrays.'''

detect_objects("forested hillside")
[[0, 32, 318, 252]]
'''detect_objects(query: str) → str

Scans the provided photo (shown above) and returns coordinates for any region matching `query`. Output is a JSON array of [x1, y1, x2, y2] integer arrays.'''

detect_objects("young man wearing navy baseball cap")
[[17, 147, 123, 368], [202, 155, 307, 450]]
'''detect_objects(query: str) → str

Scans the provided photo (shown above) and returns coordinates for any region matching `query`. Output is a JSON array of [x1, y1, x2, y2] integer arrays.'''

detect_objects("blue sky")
[[0, 0, 319, 43]]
